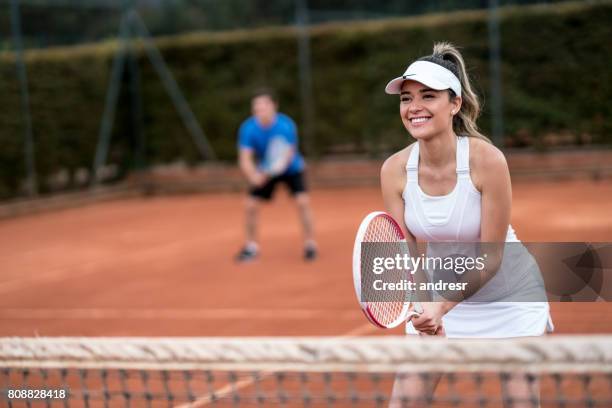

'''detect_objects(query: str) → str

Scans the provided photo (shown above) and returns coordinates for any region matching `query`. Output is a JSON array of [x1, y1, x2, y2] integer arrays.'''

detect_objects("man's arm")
[[239, 148, 266, 187]]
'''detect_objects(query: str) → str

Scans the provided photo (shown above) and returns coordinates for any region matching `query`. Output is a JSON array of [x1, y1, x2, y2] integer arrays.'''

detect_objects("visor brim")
[[384, 75, 453, 95]]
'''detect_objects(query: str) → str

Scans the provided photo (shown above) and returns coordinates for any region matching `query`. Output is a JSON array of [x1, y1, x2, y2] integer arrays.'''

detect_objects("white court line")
[[174, 322, 378, 408], [0, 308, 360, 321]]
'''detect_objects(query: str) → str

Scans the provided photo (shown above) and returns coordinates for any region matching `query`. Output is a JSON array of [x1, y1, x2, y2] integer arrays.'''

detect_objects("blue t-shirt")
[[238, 113, 305, 175]]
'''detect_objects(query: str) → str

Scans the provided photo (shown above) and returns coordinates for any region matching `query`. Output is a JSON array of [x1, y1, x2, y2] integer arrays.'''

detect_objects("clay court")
[[0, 178, 611, 338]]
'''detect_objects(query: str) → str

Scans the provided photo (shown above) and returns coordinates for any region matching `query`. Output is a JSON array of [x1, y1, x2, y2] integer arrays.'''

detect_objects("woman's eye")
[[401, 97, 411, 103], [423, 94, 435, 99]]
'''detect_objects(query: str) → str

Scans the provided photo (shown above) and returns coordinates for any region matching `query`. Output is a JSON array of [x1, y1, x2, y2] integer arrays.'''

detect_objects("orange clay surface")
[[0, 179, 611, 337]]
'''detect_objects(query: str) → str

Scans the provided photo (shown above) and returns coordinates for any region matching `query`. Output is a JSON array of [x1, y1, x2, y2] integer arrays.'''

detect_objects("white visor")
[[385, 60, 461, 97]]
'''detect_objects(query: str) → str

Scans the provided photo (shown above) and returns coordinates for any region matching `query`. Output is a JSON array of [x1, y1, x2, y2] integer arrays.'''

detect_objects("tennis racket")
[[353, 211, 423, 328], [261, 136, 293, 177]]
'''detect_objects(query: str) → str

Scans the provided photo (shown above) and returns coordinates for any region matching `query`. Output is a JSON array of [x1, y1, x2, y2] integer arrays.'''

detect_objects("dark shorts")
[[249, 171, 307, 201]]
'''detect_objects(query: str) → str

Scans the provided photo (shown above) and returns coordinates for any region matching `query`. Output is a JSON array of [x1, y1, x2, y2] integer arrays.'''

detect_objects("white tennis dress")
[[403, 136, 553, 338]]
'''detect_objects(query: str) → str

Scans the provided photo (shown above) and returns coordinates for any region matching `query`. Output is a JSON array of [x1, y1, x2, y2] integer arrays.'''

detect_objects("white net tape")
[[2, 336, 611, 373]]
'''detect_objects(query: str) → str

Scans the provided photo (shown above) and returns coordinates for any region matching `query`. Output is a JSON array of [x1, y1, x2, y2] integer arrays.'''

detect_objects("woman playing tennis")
[[380, 42, 553, 406]]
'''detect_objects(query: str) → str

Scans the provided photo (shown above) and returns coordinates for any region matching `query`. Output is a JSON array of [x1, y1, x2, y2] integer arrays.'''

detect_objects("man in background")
[[235, 88, 317, 262]]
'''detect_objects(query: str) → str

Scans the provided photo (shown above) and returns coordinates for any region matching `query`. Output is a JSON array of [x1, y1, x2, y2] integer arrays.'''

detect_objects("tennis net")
[[1, 336, 611, 407]]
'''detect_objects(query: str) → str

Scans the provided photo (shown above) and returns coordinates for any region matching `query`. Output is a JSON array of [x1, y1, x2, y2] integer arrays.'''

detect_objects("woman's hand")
[[419, 324, 446, 337], [409, 302, 448, 335]]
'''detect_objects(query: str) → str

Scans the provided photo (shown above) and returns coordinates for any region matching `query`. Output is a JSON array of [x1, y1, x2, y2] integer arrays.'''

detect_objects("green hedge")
[[0, 1, 611, 198]]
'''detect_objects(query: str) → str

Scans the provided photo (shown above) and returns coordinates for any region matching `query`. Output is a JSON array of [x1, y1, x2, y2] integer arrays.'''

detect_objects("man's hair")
[[252, 87, 278, 103]]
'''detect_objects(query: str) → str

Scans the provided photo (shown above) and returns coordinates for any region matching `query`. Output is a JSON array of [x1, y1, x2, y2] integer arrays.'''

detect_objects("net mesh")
[[1, 336, 612, 407]]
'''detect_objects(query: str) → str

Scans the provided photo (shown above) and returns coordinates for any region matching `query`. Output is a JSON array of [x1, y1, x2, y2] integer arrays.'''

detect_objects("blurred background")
[[1, 0, 610, 200]]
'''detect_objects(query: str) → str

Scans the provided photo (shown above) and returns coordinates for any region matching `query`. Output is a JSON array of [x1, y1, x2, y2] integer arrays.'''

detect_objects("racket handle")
[[405, 311, 420, 320], [405, 302, 423, 322]]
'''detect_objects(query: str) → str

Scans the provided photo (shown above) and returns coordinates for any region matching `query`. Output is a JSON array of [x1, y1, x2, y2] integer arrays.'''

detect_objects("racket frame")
[[262, 137, 293, 176], [353, 211, 417, 329]]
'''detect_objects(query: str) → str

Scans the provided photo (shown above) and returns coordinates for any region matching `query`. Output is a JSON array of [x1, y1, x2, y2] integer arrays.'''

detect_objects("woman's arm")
[[380, 148, 415, 242], [477, 142, 512, 243], [381, 147, 443, 335], [451, 140, 512, 300]]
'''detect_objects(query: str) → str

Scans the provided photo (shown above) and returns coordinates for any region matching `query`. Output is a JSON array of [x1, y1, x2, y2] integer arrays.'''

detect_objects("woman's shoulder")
[[380, 143, 415, 190], [381, 143, 416, 176], [468, 136, 510, 190], [380, 143, 416, 192], [468, 136, 508, 172]]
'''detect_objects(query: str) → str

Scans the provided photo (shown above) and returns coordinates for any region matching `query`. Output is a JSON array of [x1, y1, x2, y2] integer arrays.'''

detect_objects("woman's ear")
[[451, 95, 462, 115]]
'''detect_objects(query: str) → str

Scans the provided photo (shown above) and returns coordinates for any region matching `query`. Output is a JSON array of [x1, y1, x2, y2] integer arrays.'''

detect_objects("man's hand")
[[240, 149, 269, 188], [249, 171, 268, 187]]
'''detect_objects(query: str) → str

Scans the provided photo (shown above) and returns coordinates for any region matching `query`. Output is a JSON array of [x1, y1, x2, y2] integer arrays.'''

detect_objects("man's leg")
[[245, 195, 260, 244], [236, 175, 276, 262], [236, 195, 261, 262], [295, 192, 317, 260]]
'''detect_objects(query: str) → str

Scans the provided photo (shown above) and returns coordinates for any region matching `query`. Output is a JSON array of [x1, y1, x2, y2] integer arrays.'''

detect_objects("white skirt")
[[406, 301, 554, 338]]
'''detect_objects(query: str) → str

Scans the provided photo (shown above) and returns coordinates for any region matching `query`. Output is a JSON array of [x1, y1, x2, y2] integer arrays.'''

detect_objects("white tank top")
[[403, 135, 517, 242], [402, 136, 552, 338]]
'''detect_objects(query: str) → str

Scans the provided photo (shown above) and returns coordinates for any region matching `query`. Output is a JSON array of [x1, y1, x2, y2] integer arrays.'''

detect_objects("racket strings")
[[362, 215, 411, 327]]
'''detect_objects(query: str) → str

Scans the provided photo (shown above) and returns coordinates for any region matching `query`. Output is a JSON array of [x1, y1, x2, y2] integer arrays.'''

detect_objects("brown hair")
[[419, 42, 491, 143], [251, 87, 278, 104]]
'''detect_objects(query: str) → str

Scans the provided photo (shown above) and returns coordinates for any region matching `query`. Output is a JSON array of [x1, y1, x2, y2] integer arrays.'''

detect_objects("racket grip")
[[405, 311, 420, 320]]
